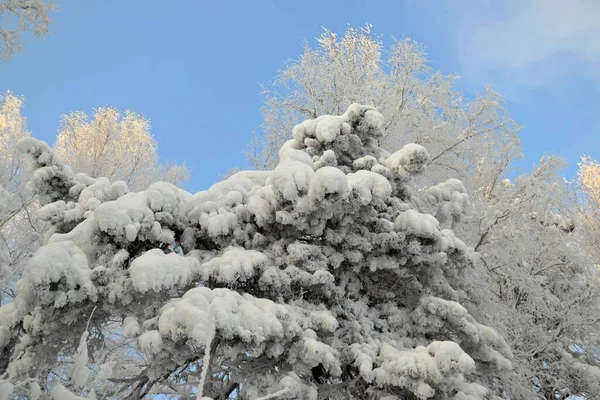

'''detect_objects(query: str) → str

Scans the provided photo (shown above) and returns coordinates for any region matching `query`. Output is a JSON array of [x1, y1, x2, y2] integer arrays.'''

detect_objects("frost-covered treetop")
[[0, 104, 512, 399]]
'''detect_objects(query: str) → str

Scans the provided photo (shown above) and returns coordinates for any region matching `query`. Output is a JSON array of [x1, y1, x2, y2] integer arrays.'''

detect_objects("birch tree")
[[465, 157, 600, 399], [0, 91, 43, 307], [577, 156, 600, 264], [252, 25, 521, 198], [0, 0, 53, 62], [56, 107, 189, 191]]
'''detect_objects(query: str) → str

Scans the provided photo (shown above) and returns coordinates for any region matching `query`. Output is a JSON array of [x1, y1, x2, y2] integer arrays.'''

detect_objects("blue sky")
[[1, 0, 598, 192]]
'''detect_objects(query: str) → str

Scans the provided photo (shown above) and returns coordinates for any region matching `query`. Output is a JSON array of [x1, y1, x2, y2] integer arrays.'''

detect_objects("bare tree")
[[576, 156, 600, 264], [56, 107, 189, 191], [0, 0, 54, 62], [253, 25, 521, 198]]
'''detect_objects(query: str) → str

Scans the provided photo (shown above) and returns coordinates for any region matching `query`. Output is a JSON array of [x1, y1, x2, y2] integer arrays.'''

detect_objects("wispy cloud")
[[453, 0, 600, 88]]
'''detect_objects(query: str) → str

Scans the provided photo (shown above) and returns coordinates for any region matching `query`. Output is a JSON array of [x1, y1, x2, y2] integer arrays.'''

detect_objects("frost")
[[70, 330, 90, 388]]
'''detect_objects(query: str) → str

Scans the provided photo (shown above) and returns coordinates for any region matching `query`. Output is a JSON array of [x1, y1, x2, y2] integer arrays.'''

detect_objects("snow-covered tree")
[[0, 93, 189, 312], [463, 157, 600, 399], [0, 105, 516, 399], [0, 0, 53, 62], [0, 91, 44, 307], [577, 156, 600, 265], [56, 107, 189, 191], [251, 24, 521, 198], [248, 26, 600, 398], [579, 156, 600, 207]]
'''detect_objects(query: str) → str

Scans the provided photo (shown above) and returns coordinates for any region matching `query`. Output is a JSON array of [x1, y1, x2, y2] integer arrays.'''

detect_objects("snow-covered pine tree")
[[251, 26, 600, 398], [0, 93, 190, 310], [0, 105, 513, 399]]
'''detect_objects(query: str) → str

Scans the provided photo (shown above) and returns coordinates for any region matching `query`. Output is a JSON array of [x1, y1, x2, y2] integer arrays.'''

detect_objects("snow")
[[123, 316, 140, 337], [153, 286, 338, 364], [50, 385, 86, 400], [252, 388, 290, 400], [129, 249, 201, 293], [37, 200, 84, 225], [427, 179, 469, 228], [78, 177, 129, 212], [416, 296, 513, 369], [363, 109, 385, 135], [395, 209, 441, 241], [196, 306, 215, 400], [28, 382, 41, 400], [315, 116, 347, 143], [314, 149, 337, 169], [3, 103, 526, 398], [138, 330, 163, 355], [269, 144, 314, 201], [385, 143, 430, 176], [95, 361, 115, 382], [342, 104, 386, 138], [17, 137, 78, 205], [200, 246, 266, 284], [352, 154, 379, 170], [19, 240, 96, 307], [258, 265, 335, 292], [0, 381, 13, 400], [300, 330, 341, 375], [308, 166, 349, 201], [348, 170, 392, 201], [70, 330, 90, 388], [292, 119, 318, 144], [372, 341, 478, 399], [93, 182, 188, 242]]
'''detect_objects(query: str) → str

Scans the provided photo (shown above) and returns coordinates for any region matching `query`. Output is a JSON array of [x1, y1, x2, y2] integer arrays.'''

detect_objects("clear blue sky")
[[1, 0, 598, 192]]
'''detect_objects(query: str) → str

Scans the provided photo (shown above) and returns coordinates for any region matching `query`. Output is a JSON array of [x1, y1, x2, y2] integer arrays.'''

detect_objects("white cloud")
[[454, 0, 600, 88]]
